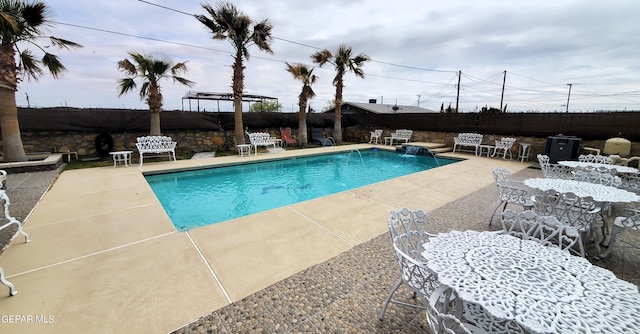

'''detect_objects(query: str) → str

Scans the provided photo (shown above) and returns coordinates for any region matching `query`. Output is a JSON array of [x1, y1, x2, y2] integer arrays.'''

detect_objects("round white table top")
[[524, 177, 640, 203], [422, 230, 640, 334], [558, 160, 638, 174]]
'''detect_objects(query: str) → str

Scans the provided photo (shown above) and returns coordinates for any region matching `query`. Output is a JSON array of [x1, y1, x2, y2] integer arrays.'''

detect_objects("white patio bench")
[[135, 136, 177, 167], [386, 129, 413, 145], [248, 132, 277, 155], [452, 133, 484, 156], [1, 185, 30, 296]]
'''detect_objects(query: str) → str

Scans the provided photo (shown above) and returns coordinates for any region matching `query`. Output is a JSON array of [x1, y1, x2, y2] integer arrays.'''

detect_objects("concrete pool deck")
[[1, 144, 541, 332]]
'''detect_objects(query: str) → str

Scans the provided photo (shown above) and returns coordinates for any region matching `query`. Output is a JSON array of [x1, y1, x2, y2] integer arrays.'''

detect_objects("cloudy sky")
[[16, 0, 640, 113]]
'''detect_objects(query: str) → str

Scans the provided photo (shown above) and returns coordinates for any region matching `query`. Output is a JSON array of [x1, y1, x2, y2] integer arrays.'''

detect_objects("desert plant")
[[311, 44, 369, 143], [117, 52, 194, 135], [285, 62, 317, 147], [0, 0, 81, 162], [196, 1, 274, 145]]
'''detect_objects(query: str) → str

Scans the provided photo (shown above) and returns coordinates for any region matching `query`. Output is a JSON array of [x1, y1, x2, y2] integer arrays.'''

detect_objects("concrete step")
[[398, 142, 453, 154], [430, 147, 453, 153]]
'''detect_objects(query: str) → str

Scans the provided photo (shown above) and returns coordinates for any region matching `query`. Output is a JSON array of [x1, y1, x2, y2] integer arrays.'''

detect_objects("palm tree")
[[0, 0, 81, 162], [285, 62, 317, 147], [117, 52, 194, 136], [311, 44, 369, 143], [196, 1, 274, 145]]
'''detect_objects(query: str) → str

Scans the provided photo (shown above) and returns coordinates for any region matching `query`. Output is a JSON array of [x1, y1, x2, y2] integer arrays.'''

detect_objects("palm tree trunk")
[[334, 80, 344, 143], [149, 111, 161, 136], [297, 97, 308, 147], [0, 88, 27, 162], [233, 55, 245, 145], [0, 44, 26, 162], [148, 85, 162, 136]]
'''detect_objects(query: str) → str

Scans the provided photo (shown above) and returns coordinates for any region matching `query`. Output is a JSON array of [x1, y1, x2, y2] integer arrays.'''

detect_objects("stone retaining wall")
[[10, 127, 640, 160]]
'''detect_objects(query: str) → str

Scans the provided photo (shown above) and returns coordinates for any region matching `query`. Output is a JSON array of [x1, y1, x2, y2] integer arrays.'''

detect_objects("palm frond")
[[20, 1, 46, 29], [117, 78, 136, 96], [117, 59, 136, 75], [170, 62, 189, 75], [311, 49, 332, 66], [41, 52, 66, 78], [172, 76, 195, 87], [252, 19, 273, 54], [0, 11, 20, 35], [18, 49, 44, 81], [151, 60, 170, 77], [139, 81, 150, 99], [49, 36, 82, 49], [0, 0, 79, 83]]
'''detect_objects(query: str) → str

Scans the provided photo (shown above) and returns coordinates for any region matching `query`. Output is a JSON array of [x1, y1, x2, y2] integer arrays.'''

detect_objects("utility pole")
[[25, 92, 30, 108], [565, 83, 574, 113], [417, 94, 421, 107], [456, 70, 461, 113], [500, 70, 506, 111]]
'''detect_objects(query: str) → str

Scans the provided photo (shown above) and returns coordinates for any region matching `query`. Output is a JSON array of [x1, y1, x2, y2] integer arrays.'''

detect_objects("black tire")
[[95, 132, 114, 157]]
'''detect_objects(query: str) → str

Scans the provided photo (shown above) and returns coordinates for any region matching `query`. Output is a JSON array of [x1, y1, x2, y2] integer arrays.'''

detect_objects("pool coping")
[[147, 146, 463, 232]]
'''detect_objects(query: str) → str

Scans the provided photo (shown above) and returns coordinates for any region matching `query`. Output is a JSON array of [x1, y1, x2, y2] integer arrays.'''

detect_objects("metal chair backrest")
[[492, 168, 532, 206], [388, 208, 437, 295], [573, 166, 621, 187], [502, 208, 584, 256], [579, 154, 613, 164], [388, 208, 433, 257], [538, 154, 574, 179], [533, 190, 598, 231], [500, 209, 540, 240]]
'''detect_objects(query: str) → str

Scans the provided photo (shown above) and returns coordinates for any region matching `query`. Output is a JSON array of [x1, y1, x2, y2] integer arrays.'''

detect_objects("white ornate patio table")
[[422, 230, 640, 333], [523, 178, 640, 203], [558, 160, 639, 174]]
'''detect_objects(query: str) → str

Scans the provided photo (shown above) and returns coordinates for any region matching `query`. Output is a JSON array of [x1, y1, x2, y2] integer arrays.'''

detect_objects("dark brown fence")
[[344, 112, 640, 140], [13, 108, 640, 141]]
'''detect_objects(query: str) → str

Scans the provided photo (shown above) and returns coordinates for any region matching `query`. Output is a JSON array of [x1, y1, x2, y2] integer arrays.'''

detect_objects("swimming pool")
[[146, 149, 459, 231]]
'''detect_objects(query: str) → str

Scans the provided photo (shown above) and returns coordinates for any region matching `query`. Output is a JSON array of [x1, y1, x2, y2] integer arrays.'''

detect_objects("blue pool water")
[[146, 149, 459, 231]]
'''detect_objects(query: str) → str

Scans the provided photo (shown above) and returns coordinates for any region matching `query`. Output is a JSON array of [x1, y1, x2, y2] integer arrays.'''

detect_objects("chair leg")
[[379, 278, 402, 320], [16, 222, 30, 243], [489, 201, 507, 226], [599, 225, 624, 258], [0, 267, 17, 296]]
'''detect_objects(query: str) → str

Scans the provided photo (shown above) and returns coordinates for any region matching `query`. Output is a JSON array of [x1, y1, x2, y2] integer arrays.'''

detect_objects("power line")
[[135, 0, 458, 74], [46, 1, 640, 111]]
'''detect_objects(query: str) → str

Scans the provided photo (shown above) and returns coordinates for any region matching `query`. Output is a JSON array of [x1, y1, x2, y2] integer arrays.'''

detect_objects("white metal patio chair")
[[537, 154, 574, 179], [427, 285, 526, 334], [620, 173, 640, 193], [532, 189, 600, 257], [489, 168, 534, 226], [426, 286, 486, 334], [578, 154, 613, 164], [573, 166, 621, 187], [491, 137, 516, 160], [380, 208, 439, 320], [501, 209, 581, 253], [369, 129, 383, 144], [599, 204, 640, 258], [572, 166, 621, 218], [0, 190, 31, 296], [499, 209, 540, 240]]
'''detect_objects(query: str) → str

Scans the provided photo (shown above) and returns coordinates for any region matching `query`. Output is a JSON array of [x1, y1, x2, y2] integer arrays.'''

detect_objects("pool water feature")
[[146, 149, 459, 231]]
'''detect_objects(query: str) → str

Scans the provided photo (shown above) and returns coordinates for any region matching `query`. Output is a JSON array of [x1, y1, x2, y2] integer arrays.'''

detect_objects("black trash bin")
[[545, 134, 582, 163]]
